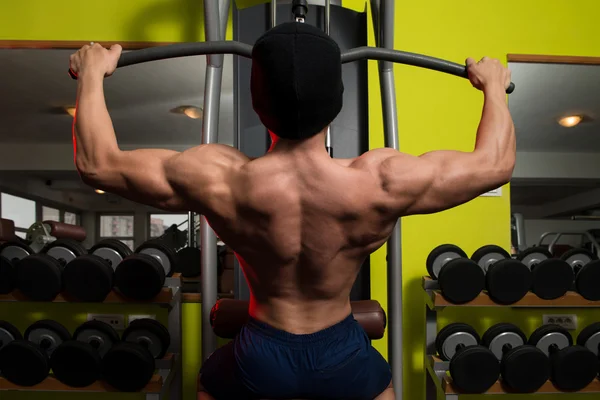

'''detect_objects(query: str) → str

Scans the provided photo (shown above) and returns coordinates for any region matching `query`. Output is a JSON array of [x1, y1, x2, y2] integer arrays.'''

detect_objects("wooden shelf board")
[[442, 375, 600, 395], [0, 375, 163, 393]]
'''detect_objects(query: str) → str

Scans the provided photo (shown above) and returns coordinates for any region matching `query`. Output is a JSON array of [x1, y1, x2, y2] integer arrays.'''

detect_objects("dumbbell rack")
[[0, 275, 183, 400], [423, 277, 600, 399]]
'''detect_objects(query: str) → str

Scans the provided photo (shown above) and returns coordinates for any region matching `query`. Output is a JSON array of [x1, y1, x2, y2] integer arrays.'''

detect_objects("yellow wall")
[[366, 1, 600, 399], [2, 0, 600, 399]]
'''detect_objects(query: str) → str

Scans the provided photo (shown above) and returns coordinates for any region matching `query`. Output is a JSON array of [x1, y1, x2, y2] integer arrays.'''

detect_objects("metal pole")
[[271, 0, 277, 27], [324, 1, 333, 157], [324, 0, 330, 35], [201, 0, 226, 362], [187, 212, 194, 247], [377, 0, 402, 398]]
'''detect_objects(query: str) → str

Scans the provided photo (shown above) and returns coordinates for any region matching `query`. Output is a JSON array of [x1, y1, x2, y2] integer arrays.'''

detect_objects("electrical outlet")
[[87, 314, 125, 330], [543, 314, 578, 330], [128, 314, 156, 324]]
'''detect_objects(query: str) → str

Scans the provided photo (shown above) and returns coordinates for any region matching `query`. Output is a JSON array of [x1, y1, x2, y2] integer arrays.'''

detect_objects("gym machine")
[[68, 1, 516, 399]]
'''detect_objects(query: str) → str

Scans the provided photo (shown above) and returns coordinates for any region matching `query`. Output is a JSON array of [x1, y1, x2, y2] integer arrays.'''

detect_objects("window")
[[99, 214, 135, 250], [64, 212, 78, 225], [42, 206, 60, 222], [1, 193, 36, 236], [149, 214, 188, 238]]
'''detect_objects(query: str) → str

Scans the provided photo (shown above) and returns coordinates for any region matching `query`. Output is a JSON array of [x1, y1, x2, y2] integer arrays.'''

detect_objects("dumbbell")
[[577, 322, 600, 366], [0, 320, 70, 386], [114, 239, 177, 300], [102, 318, 170, 392], [0, 320, 22, 354], [529, 324, 598, 391], [481, 323, 550, 392], [176, 246, 202, 278], [517, 247, 574, 299], [560, 248, 600, 300], [0, 241, 34, 294], [17, 239, 87, 301], [426, 245, 485, 304], [436, 323, 500, 393], [471, 245, 533, 304], [51, 320, 120, 387], [63, 238, 133, 302]]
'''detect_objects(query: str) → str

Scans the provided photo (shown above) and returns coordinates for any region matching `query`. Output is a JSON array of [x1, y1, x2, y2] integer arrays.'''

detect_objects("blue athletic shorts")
[[199, 314, 392, 399]]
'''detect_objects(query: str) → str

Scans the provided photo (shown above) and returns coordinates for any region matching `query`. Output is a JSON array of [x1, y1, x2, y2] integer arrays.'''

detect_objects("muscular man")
[[70, 22, 514, 400]]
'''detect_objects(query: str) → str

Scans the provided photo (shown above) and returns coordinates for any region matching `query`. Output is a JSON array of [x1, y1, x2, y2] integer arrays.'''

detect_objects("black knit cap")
[[251, 22, 344, 140]]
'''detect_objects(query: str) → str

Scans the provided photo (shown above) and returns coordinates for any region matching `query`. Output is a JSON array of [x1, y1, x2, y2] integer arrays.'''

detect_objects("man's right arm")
[[374, 57, 516, 215]]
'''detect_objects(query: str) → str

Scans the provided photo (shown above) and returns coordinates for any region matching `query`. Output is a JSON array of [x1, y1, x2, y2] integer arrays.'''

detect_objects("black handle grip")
[[68, 40, 254, 80], [340, 47, 515, 94]]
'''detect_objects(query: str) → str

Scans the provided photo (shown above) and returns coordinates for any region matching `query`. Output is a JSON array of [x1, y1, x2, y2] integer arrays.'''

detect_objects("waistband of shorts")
[[246, 314, 356, 346]]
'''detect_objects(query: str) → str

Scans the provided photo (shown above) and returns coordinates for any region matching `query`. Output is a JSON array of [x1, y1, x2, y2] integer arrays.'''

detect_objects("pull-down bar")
[[68, 42, 515, 93]]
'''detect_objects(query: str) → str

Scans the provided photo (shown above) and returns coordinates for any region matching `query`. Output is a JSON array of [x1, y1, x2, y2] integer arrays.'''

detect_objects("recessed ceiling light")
[[171, 105, 203, 119], [558, 115, 583, 128], [65, 106, 76, 117], [95, 189, 105, 194]]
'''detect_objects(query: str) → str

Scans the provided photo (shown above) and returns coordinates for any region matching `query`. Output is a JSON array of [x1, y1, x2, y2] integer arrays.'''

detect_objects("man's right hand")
[[466, 57, 512, 92]]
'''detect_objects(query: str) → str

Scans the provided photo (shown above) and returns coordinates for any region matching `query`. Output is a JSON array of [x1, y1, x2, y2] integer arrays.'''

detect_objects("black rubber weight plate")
[[438, 259, 484, 304], [123, 318, 170, 359], [481, 323, 526, 350], [471, 245, 511, 265], [0, 255, 16, 294], [63, 254, 114, 302], [531, 259, 574, 300], [43, 238, 87, 257], [90, 238, 133, 257], [486, 259, 532, 305], [25, 319, 71, 344], [0, 241, 34, 260], [575, 260, 600, 301], [115, 254, 165, 300], [450, 346, 500, 394], [74, 320, 121, 345], [0, 340, 50, 386], [577, 322, 600, 351], [435, 323, 479, 361], [136, 239, 177, 277], [551, 345, 598, 391], [426, 244, 467, 279], [102, 342, 155, 392], [502, 345, 550, 393], [528, 324, 573, 348], [177, 247, 201, 277], [516, 246, 552, 266], [17, 254, 63, 301], [560, 248, 598, 264], [51, 340, 102, 387], [0, 320, 23, 346]]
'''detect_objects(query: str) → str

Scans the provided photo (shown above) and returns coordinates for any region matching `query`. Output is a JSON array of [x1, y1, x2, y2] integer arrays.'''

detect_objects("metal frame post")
[[375, 0, 403, 398], [201, 0, 230, 361]]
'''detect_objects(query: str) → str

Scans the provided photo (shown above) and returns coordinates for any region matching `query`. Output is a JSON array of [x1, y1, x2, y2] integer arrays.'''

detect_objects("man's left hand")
[[70, 43, 122, 79]]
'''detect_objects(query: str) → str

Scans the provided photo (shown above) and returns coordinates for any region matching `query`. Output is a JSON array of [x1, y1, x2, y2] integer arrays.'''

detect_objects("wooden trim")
[[442, 374, 600, 394], [0, 40, 174, 50], [507, 54, 600, 65]]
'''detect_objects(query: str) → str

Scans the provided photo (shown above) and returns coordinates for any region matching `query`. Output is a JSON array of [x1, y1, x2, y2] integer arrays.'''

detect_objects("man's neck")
[[268, 129, 328, 155]]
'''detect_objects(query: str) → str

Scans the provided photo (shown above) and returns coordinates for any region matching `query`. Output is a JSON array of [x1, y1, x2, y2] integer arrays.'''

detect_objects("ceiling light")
[[95, 189, 105, 194], [65, 106, 76, 117], [171, 105, 203, 119], [558, 115, 583, 128]]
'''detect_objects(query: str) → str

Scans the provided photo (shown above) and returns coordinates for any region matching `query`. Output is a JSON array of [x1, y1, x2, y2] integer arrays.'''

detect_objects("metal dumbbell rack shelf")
[[0, 275, 183, 400], [423, 277, 600, 399]]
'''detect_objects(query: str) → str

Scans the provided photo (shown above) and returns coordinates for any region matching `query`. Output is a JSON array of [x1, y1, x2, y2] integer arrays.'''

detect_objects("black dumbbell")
[[471, 245, 533, 304], [0, 320, 70, 386], [560, 248, 600, 300], [102, 318, 170, 392], [0, 241, 34, 294], [529, 324, 598, 391], [114, 239, 177, 300], [17, 239, 87, 301], [0, 320, 22, 353], [517, 247, 574, 300], [436, 323, 500, 393], [176, 246, 202, 278], [62, 239, 133, 302], [577, 322, 600, 368], [51, 320, 120, 387], [426, 245, 485, 304], [481, 323, 550, 392]]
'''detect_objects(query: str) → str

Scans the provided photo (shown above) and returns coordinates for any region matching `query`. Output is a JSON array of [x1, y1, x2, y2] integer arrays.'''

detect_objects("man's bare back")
[[69, 21, 514, 400]]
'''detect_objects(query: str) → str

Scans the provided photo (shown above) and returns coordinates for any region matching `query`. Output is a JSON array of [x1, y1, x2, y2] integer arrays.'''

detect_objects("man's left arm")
[[72, 46, 243, 214]]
